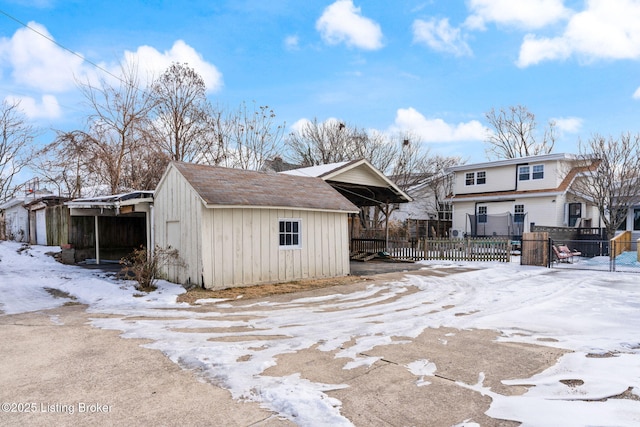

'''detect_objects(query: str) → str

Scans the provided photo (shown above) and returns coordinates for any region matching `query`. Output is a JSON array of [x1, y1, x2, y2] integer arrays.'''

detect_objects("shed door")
[[36, 209, 47, 245], [166, 221, 180, 249]]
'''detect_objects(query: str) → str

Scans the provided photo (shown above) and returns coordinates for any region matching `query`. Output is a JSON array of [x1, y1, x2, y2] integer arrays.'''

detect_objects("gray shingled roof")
[[172, 162, 359, 212]]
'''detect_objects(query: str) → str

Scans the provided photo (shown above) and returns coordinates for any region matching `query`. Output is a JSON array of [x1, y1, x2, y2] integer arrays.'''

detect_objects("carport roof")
[[281, 159, 412, 206]]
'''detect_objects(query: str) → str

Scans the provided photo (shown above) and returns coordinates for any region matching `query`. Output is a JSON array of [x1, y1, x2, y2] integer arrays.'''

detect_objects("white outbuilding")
[[154, 162, 360, 289]]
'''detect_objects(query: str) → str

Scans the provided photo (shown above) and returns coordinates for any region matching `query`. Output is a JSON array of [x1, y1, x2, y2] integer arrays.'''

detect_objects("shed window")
[[634, 209, 640, 231], [279, 219, 302, 249]]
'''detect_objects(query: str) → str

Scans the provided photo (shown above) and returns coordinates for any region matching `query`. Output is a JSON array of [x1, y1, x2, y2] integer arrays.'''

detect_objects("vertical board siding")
[[156, 166, 350, 289], [155, 166, 202, 286], [200, 207, 349, 289]]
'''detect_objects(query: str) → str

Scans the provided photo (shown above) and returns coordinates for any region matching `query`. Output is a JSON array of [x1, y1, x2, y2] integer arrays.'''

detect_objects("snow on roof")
[[280, 161, 351, 178]]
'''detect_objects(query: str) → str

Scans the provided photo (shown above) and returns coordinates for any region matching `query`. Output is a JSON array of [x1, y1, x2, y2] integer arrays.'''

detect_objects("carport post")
[[94, 215, 100, 265]]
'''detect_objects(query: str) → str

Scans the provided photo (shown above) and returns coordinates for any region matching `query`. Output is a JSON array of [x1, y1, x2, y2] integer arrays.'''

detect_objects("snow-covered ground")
[[1, 241, 639, 426]]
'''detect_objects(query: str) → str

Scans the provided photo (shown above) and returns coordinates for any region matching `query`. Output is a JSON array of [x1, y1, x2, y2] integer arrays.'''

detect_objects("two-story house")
[[448, 153, 600, 239]]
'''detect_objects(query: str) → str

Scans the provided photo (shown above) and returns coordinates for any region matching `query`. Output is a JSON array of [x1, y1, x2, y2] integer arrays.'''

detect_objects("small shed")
[[24, 195, 70, 246], [154, 162, 360, 289], [0, 196, 29, 242]]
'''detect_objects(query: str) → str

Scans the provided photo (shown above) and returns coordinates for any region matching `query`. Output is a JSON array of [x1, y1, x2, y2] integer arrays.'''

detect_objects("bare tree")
[[285, 118, 363, 166], [219, 101, 285, 170], [0, 100, 37, 201], [484, 105, 556, 160], [572, 133, 640, 240], [389, 133, 431, 189], [32, 130, 96, 198], [76, 63, 159, 194], [353, 129, 398, 173], [150, 63, 214, 163]]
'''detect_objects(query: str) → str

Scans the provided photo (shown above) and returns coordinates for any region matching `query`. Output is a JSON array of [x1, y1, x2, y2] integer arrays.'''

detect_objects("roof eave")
[[203, 203, 359, 214]]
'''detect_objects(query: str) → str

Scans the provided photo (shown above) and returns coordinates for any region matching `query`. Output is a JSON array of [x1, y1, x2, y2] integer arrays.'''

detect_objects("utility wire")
[[0, 9, 145, 92]]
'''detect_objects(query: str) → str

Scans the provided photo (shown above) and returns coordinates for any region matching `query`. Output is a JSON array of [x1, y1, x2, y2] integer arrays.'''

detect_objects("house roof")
[[448, 153, 578, 172], [281, 159, 412, 206], [170, 162, 359, 213]]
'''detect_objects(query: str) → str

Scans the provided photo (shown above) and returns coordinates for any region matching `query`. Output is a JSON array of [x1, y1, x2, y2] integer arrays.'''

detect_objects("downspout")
[[94, 215, 100, 265], [149, 204, 155, 261], [514, 163, 527, 192]]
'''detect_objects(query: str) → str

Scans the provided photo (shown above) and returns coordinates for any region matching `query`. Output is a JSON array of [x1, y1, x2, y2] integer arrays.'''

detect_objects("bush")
[[120, 245, 184, 292]]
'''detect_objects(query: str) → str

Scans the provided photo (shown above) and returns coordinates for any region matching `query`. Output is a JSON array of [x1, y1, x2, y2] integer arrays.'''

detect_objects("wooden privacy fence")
[[351, 237, 511, 262], [610, 231, 632, 259]]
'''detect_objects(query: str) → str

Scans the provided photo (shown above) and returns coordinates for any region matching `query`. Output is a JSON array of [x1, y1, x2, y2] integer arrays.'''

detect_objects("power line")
[[0, 9, 144, 92]]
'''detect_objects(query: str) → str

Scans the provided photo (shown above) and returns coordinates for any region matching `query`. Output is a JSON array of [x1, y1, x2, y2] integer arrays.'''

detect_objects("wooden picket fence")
[[421, 238, 511, 262], [351, 237, 511, 262]]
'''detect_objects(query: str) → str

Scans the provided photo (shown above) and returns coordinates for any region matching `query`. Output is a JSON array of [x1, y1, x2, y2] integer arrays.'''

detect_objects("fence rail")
[[351, 237, 511, 262]]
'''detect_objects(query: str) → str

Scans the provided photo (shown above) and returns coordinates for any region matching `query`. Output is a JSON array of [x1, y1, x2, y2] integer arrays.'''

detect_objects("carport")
[[65, 191, 153, 264]]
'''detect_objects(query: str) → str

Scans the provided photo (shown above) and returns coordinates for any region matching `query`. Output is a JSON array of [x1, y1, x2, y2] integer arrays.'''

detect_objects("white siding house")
[[154, 162, 359, 289], [619, 205, 640, 247], [448, 153, 601, 238]]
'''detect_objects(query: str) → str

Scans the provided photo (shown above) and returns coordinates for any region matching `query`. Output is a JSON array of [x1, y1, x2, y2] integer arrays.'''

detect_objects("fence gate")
[[521, 232, 549, 267]]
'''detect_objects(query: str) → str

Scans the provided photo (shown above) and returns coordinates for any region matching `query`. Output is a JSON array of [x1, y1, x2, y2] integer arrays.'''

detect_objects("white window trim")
[[465, 171, 486, 186], [278, 218, 302, 249], [518, 164, 544, 181]]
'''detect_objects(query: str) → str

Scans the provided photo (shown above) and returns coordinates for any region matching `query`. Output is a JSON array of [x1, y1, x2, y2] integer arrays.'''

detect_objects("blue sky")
[[1, 0, 640, 163]]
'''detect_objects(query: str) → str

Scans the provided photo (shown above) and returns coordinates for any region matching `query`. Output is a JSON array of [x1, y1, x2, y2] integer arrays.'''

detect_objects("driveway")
[[0, 267, 566, 427]]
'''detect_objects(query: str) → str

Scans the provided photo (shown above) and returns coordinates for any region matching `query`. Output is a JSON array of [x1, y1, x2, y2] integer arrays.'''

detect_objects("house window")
[[465, 172, 475, 186], [514, 204, 525, 223], [532, 165, 544, 180], [438, 202, 452, 221], [477, 206, 487, 223], [615, 208, 627, 231], [519, 165, 544, 181], [279, 219, 302, 249], [465, 171, 486, 186], [634, 209, 640, 231]]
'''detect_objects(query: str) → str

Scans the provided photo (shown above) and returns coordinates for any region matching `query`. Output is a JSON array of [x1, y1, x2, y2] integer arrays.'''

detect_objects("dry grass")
[[177, 275, 367, 305]]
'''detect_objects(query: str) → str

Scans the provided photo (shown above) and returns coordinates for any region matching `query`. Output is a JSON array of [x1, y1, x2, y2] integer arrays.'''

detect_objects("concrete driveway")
[[0, 268, 565, 426]]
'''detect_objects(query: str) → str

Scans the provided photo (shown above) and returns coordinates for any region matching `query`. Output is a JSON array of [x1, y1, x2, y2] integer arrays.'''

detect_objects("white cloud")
[[517, 34, 571, 66], [121, 40, 223, 92], [391, 107, 487, 143], [466, 0, 571, 30], [552, 116, 583, 133], [413, 18, 472, 56], [5, 94, 61, 119], [316, 0, 384, 50], [0, 22, 222, 98], [284, 35, 300, 51], [517, 0, 640, 67], [0, 21, 90, 92], [633, 87, 640, 100]]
